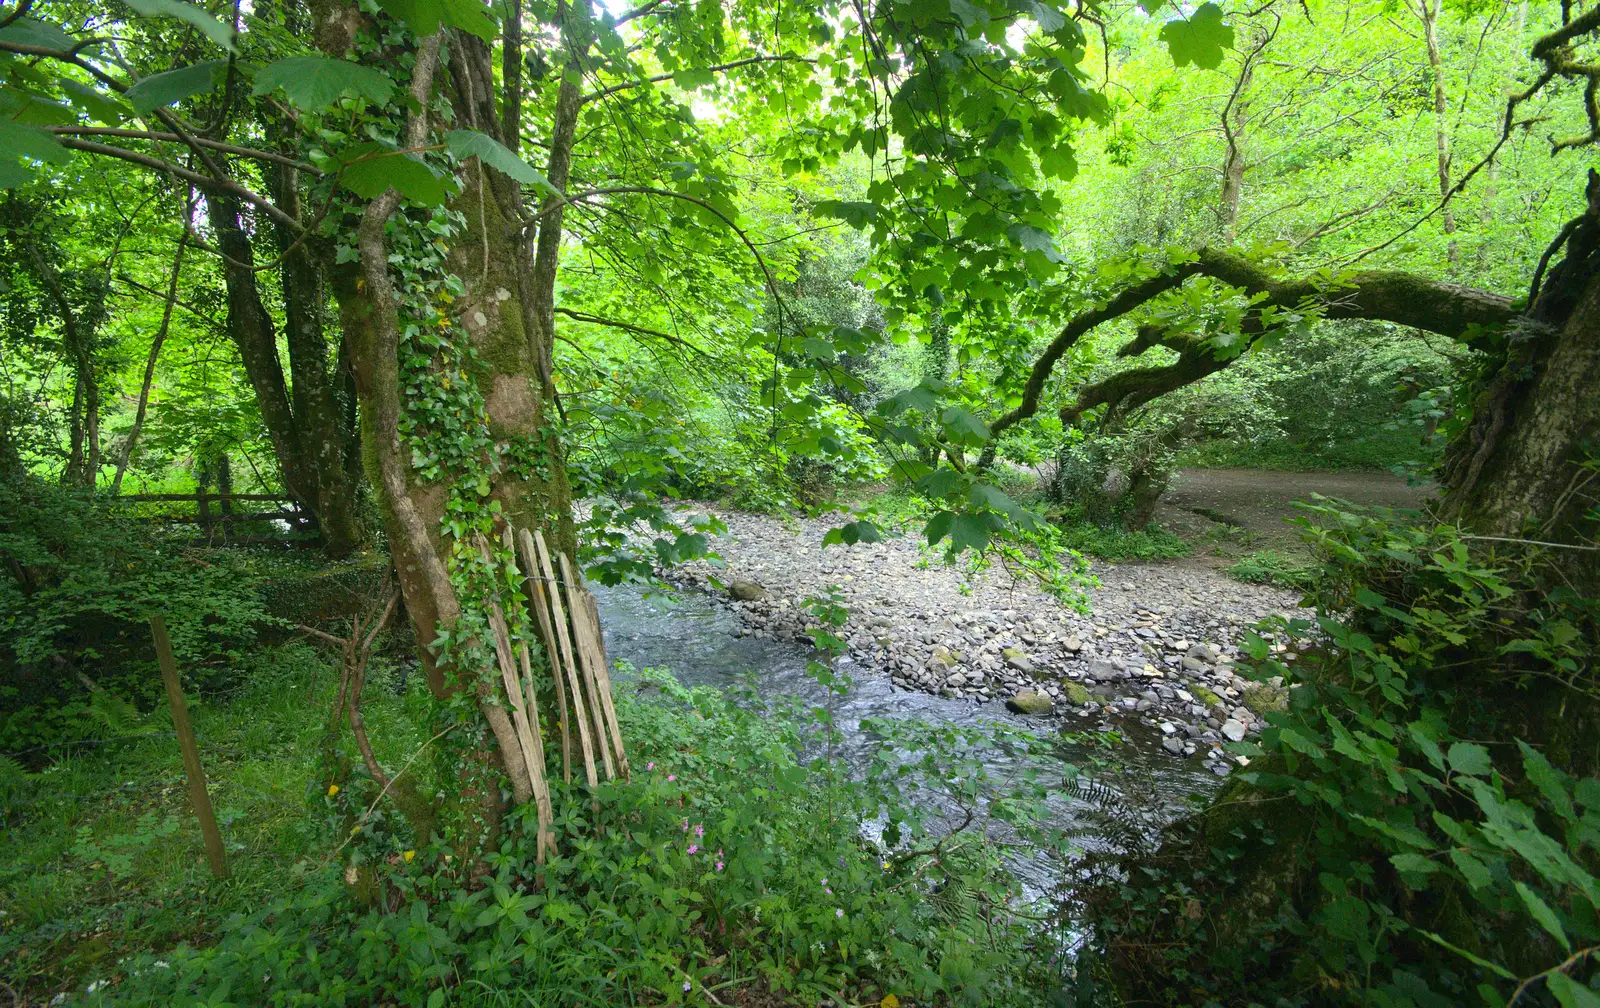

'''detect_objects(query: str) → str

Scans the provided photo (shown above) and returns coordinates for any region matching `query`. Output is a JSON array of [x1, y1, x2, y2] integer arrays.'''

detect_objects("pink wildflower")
[[694, 823, 704, 838], [647, 762, 655, 771], [835, 908, 844, 918], [716, 860, 724, 872], [667, 774, 675, 782], [687, 844, 699, 855]]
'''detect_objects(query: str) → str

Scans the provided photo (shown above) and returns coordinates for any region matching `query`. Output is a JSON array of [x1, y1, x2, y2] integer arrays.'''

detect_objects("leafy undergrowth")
[[1224, 549, 1317, 590], [7, 650, 1072, 1006], [1054, 521, 1190, 562]]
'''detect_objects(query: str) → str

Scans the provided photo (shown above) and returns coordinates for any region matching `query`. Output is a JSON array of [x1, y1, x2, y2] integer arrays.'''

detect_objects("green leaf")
[[339, 144, 449, 205], [916, 468, 961, 498], [0, 120, 72, 165], [252, 57, 394, 110], [939, 405, 990, 446], [59, 79, 131, 123], [126, 60, 227, 115], [1515, 881, 1570, 952], [969, 483, 1020, 517], [122, 0, 237, 52], [376, 0, 497, 42], [1006, 223, 1063, 262], [1159, 2, 1235, 70], [1448, 849, 1493, 890], [1518, 740, 1576, 821], [1389, 852, 1438, 880], [445, 130, 554, 193], [0, 17, 79, 50], [1547, 973, 1600, 1008], [948, 513, 990, 553], [812, 199, 880, 229], [1447, 742, 1492, 778]]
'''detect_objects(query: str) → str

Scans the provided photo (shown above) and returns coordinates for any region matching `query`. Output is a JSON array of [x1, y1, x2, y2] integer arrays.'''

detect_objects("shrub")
[[1225, 548, 1315, 589], [77, 669, 1076, 1006]]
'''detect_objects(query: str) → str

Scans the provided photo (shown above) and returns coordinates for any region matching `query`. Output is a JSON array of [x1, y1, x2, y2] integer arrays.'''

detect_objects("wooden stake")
[[557, 553, 616, 781], [531, 530, 601, 795], [473, 536, 540, 808], [561, 553, 628, 781], [149, 615, 229, 880], [501, 528, 556, 861], [517, 528, 571, 784]]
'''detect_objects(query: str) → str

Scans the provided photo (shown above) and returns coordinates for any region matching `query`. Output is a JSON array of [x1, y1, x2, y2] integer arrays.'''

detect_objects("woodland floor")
[[1155, 466, 1434, 556]]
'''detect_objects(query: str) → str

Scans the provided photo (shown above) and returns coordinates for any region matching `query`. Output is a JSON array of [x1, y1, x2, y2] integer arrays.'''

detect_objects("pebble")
[[663, 508, 1311, 765]]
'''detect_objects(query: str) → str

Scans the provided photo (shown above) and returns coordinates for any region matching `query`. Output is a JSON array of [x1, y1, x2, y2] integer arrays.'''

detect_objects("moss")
[[1064, 682, 1091, 706], [1241, 682, 1288, 714], [1193, 685, 1222, 708]]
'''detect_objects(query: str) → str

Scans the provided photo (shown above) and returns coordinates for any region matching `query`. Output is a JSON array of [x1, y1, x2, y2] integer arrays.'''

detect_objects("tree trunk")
[[112, 232, 186, 495], [1440, 168, 1600, 592], [1417, 0, 1459, 266]]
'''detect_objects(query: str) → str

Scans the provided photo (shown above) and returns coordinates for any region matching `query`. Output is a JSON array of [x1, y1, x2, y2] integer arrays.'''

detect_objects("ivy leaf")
[[376, 0, 497, 42], [0, 17, 79, 49], [126, 60, 227, 115], [252, 57, 395, 110], [445, 130, 554, 193], [339, 144, 449, 205], [122, 0, 237, 52], [1514, 881, 1571, 953], [1159, 2, 1234, 70], [1446, 742, 1491, 778]]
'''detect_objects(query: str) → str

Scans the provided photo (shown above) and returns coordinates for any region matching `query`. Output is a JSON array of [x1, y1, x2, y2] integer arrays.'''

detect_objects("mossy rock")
[[1064, 682, 1091, 706], [1193, 685, 1222, 708], [1241, 682, 1288, 714]]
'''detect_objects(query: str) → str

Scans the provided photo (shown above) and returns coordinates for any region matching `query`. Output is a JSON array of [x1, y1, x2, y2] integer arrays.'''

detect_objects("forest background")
[[2, 0, 1598, 1002]]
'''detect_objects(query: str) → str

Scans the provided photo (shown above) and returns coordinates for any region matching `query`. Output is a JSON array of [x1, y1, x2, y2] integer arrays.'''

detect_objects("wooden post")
[[150, 615, 229, 879]]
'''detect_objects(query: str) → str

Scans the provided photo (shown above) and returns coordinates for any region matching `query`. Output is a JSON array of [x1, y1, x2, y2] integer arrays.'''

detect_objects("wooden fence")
[[110, 492, 319, 546]]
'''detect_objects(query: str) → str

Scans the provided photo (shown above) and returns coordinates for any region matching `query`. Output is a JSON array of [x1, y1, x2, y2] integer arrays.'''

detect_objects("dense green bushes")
[[1079, 503, 1600, 1005], [30, 666, 1076, 1006]]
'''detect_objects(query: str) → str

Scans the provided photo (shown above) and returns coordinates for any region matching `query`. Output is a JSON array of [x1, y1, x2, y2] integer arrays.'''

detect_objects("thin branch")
[[553, 306, 717, 359], [41, 126, 321, 173], [581, 54, 815, 104]]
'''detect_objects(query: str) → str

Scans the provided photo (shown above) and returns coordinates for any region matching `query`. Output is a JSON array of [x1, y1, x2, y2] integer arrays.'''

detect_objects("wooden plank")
[[517, 528, 571, 785], [556, 552, 615, 781], [532, 529, 600, 795]]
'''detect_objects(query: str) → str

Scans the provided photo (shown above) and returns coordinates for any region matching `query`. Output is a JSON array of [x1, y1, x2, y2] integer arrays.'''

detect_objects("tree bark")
[[1417, 0, 1460, 266], [112, 226, 187, 495]]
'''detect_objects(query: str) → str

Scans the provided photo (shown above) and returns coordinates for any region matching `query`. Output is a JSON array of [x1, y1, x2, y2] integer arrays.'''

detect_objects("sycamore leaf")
[[253, 57, 394, 110], [376, 0, 497, 42], [969, 483, 1020, 517], [939, 405, 990, 446], [339, 144, 449, 206], [126, 60, 227, 115], [122, 0, 237, 53], [445, 129, 554, 193], [812, 199, 880, 229], [1160, 2, 1234, 70], [948, 513, 991, 553], [1006, 222, 1064, 262]]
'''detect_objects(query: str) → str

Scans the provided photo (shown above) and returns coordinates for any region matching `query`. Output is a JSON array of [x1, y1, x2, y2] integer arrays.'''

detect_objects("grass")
[[0, 641, 427, 1000]]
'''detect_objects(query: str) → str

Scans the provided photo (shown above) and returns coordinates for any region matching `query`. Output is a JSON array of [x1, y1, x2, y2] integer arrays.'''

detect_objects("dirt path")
[[1157, 467, 1434, 552]]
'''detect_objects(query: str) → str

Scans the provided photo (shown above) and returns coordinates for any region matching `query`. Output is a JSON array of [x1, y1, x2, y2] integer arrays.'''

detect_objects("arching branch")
[[581, 55, 815, 104]]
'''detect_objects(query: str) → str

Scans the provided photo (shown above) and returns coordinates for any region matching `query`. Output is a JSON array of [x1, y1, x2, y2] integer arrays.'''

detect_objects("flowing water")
[[593, 582, 1222, 890]]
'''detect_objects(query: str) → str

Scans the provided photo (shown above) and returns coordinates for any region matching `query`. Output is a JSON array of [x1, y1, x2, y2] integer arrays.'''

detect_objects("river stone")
[[729, 579, 766, 601], [1187, 642, 1222, 663], [1063, 637, 1083, 652], [1161, 736, 1185, 755], [1063, 682, 1090, 706], [1221, 719, 1247, 742], [1006, 691, 1053, 716], [1002, 648, 1034, 673], [929, 645, 958, 670], [1087, 658, 1117, 679]]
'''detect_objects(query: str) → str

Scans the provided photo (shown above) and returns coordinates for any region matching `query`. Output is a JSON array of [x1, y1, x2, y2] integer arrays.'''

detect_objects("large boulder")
[[1006, 691, 1054, 716], [728, 579, 766, 601]]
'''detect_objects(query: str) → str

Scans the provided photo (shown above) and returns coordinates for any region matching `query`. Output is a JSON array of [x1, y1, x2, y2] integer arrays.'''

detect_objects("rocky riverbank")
[[666, 509, 1314, 778]]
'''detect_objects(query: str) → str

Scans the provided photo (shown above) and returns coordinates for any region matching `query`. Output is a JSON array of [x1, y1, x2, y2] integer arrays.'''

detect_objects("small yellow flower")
[[403, 850, 415, 863], [327, 784, 340, 797], [881, 995, 901, 1008]]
